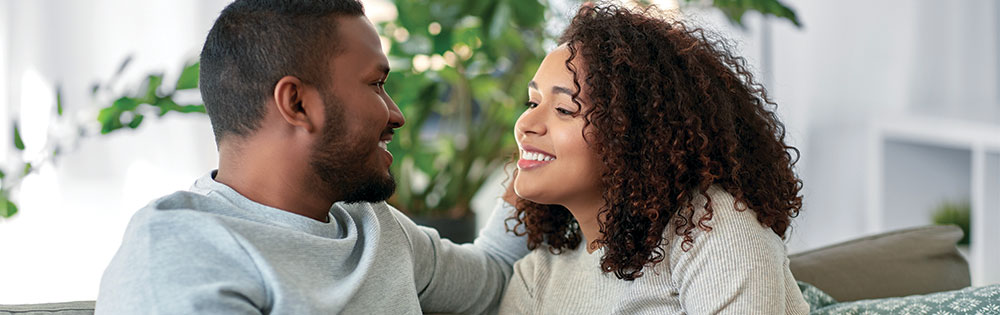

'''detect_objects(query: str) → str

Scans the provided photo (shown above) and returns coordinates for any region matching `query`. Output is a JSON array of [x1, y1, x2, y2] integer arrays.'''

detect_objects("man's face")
[[309, 15, 404, 204]]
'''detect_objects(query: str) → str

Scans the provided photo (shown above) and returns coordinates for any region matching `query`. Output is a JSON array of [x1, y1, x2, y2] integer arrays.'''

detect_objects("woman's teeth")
[[520, 150, 555, 161]]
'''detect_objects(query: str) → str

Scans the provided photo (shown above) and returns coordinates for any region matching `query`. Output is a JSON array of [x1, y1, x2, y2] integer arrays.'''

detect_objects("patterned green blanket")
[[800, 282, 1000, 314]]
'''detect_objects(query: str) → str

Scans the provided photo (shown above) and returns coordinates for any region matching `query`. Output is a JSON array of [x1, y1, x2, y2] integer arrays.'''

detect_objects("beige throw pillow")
[[789, 225, 970, 302]]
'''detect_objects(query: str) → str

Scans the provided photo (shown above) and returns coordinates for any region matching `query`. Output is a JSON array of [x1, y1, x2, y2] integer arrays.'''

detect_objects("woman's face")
[[513, 45, 604, 207]]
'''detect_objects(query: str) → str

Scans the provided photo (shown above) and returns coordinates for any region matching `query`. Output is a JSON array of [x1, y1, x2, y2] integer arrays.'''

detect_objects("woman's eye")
[[556, 107, 575, 115], [524, 101, 539, 109]]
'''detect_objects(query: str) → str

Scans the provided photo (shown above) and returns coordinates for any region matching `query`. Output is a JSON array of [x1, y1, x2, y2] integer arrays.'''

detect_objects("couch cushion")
[[0, 301, 95, 315], [789, 224, 970, 302]]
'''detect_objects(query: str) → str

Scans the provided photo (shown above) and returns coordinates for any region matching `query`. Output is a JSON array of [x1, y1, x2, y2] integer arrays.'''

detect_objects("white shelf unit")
[[870, 115, 1000, 286]]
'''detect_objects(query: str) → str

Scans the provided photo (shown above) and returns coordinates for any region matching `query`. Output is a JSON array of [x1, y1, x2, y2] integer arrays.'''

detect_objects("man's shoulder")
[[144, 190, 231, 215], [99, 193, 268, 314], [123, 191, 244, 246], [134, 189, 266, 226]]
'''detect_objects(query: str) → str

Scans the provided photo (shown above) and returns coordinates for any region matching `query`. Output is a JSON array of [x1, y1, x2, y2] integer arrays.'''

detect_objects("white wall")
[[707, 0, 999, 249], [0, 0, 229, 304], [755, 0, 1000, 284], [1, 1, 10, 166]]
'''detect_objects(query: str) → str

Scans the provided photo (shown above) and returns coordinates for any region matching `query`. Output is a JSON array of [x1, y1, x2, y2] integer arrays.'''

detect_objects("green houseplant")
[[379, 0, 546, 217]]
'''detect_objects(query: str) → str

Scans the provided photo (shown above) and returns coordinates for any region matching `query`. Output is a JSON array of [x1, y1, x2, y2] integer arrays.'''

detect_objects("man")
[[95, 0, 526, 313]]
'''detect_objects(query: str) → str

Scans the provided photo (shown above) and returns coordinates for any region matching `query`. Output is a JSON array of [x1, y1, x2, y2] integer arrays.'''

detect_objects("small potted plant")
[[932, 199, 971, 257]]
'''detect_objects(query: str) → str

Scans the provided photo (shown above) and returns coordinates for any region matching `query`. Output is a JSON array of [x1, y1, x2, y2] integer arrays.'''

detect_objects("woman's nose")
[[515, 105, 546, 139]]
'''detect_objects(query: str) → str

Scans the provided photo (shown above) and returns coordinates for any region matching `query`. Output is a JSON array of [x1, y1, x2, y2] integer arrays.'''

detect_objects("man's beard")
[[309, 90, 396, 204]]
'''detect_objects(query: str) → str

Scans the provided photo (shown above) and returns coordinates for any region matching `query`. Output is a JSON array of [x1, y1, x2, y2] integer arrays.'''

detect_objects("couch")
[[0, 225, 969, 314]]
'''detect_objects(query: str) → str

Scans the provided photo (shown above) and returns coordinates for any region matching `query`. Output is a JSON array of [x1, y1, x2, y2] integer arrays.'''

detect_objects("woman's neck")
[[564, 198, 606, 253]]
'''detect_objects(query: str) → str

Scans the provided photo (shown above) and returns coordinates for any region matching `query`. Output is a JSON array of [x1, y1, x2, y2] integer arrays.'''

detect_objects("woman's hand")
[[502, 169, 518, 205]]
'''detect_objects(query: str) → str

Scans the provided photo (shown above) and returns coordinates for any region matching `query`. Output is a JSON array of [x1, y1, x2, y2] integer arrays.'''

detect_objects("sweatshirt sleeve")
[[95, 209, 267, 315], [389, 198, 529, 314], [667, 189, 807, 315]]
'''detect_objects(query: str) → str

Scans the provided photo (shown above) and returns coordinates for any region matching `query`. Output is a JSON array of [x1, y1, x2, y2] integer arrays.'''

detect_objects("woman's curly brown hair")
[[508, 4, 803, 281]]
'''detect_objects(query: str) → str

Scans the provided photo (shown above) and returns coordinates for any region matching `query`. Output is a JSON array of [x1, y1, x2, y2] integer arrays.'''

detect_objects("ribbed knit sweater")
[[498, 185, 809, 314]]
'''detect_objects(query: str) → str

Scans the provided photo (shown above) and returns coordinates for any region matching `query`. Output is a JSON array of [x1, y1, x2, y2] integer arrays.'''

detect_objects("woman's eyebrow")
[[528, 81, 574, 96], [551, 85, 574, 96]]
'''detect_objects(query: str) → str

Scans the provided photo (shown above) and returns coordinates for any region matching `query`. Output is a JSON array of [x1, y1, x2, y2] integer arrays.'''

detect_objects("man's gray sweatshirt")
[[95, 171, 527, 314]]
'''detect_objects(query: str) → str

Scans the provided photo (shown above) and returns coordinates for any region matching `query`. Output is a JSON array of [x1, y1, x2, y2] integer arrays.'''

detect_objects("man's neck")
[[215, 140, 335, 222]]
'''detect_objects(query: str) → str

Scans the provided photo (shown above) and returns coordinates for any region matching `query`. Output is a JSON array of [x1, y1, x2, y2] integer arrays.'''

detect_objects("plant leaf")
[[98, 96, 137, 134], [4, 200, 17, 217], [154, 98, 180, 116], [177, 104, 206, 113], [0, 194, 18, 218], [56, 85, 64, 116], [687, 0, 801, 28], [509, 0, 545, 27], [23, 162, 32, 176], [176, 61, 200, 90], [13, 123, 24, 150], [112, 96, 139, 111], [487, 2, 511, 40], [143, 74, 164, 102], [97, 106, 123, 134], [116, 55, 133, 77], [128, 114, 144, 129]]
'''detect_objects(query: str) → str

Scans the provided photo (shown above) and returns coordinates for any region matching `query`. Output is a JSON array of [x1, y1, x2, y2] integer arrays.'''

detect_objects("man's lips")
[[379, 130, 394, 167]]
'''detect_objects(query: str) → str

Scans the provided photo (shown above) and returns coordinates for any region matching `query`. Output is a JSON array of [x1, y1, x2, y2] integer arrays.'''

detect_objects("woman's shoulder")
[[663, 185, 786, 255], [683, 185, 767, 230]]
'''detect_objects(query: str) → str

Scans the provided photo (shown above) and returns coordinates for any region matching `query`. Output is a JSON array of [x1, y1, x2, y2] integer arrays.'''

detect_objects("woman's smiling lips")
[[517, 145, 557, 170]]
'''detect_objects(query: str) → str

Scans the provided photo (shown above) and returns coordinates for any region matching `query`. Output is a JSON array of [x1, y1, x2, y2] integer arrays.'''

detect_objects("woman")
[[499, 4, 809, 314]]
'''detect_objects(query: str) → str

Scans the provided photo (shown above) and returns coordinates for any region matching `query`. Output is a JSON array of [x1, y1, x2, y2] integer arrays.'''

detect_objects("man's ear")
[[273, 76, 319, 133]]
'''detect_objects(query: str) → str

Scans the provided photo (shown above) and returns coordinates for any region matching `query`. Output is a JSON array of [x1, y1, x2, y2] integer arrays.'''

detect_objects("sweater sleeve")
[[667, 189, 806, 315], [96, 208, 267, 315], [390, 199, 529, 314]]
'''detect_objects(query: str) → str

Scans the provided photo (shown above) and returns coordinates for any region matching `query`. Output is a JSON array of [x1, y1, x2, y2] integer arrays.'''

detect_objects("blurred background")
[[1, 0, 998, 304]]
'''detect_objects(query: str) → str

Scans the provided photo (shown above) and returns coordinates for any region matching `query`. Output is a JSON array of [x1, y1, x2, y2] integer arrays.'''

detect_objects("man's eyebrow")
[[371, 63, 390, 78], [528, 81, 575, 96]]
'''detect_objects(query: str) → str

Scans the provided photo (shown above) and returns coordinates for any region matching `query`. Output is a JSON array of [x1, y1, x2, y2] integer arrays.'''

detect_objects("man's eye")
[[373, 81, 386, 90]]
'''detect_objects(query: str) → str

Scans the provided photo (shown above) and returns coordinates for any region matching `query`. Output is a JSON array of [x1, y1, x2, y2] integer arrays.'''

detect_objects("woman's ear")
[[273, 75, 318, 133]]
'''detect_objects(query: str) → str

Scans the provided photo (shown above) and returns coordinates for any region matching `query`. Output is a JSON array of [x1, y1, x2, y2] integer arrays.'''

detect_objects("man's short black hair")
[[200, 0, 364, 143]]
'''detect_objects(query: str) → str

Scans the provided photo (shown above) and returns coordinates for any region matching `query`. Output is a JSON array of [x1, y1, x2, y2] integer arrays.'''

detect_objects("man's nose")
[[386, 96, 405, 129]]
